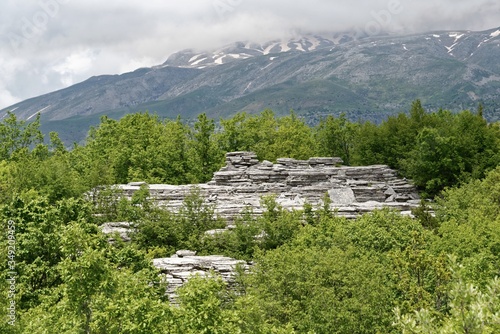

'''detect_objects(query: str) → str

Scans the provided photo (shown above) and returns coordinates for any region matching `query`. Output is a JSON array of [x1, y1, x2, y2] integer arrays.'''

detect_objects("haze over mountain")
[[2, 27, 500, 144]]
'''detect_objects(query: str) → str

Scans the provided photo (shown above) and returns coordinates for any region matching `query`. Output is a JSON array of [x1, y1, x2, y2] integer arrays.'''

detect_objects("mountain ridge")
[[2, 27, 500, 143]]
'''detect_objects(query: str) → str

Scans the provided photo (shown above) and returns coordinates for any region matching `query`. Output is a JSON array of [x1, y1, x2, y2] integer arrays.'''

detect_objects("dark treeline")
[[0, 101, 499, 333]]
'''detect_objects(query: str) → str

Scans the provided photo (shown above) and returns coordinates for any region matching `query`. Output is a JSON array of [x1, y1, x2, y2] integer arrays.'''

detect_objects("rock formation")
[[115, 151, 421, 221], [100, 222, 133, 242], [153, 251, 249, 303], [100, 152, 421, 300]]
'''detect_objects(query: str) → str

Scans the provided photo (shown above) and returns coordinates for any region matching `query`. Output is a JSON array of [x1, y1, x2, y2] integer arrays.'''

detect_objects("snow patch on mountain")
[[449, 33, 464, 41], [294, 42, 305, 52], [191, 57, 207, 66], [280, 42, 291, 52], [162, 28, 500, 69], [189, 54, 203, 63], [163, 35, 349, 69], [214, 56, 226, 65], [308, 36, 321, 50], [263, 43, 277, 55], [27, 105, 50, 120]]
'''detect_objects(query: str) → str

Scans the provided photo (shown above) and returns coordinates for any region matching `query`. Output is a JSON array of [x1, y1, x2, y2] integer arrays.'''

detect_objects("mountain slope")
[[3, 28, 500, 144]]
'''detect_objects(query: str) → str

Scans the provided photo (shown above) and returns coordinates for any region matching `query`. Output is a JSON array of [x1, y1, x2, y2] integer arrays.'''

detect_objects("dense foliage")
[[0, 102, 499, 333]]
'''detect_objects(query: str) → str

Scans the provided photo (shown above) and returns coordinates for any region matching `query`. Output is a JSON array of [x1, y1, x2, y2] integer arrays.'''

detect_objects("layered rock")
[[153, 251, 249, 302], [100, 152, 421, 299], [100, 222, 134, 242], [115, 152, 420, 221]]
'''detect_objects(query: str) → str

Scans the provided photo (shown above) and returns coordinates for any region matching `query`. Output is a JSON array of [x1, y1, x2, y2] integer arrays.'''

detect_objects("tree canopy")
[[0, 102, 499, 333]]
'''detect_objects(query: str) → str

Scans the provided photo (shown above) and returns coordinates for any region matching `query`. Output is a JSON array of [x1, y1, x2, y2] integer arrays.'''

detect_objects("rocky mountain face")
[[3, 28, 500, 144], [162, 34, 353, 69]]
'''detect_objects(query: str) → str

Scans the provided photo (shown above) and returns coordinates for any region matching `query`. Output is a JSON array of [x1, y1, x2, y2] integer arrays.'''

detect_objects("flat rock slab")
[[153, 254, 250, 302]]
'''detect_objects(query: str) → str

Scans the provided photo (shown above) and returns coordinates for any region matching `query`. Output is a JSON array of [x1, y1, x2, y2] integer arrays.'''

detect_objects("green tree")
[[0, 195, 95, 311], [315, 113, 359, 165], [395, 268, 500, 334], [269, 111, 317, 161], [402, 127, 461, 197], [432, 167, 500, 286], [17, 222, 171, 333], [191, 113, 224, 182], [81, 113, 195, 185], [218, 112, 250, 152], [247, 244, 395, 333], [171, 274, 240, 334], [0, 112, 44, 161]]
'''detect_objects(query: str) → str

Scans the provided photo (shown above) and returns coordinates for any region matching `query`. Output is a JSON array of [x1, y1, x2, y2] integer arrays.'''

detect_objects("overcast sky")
[[0, 0, 499, 109]]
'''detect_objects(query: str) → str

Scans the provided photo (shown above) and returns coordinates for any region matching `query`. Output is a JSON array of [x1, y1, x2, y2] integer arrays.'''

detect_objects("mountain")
[[2, 28, 500, 144]]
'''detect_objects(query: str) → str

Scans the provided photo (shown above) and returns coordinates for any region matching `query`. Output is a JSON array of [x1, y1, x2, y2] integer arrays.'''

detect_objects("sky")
[[0, 0, 499, 109]]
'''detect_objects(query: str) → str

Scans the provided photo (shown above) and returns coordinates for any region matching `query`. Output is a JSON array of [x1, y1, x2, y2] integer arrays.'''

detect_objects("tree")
[[477, 102, 484, 118], [218, 110, 317, 162], [218, 112, 250, 153], [0, 195, 95, 311], [0, 112, 44, 161], [433, 166, 500, 286], [172, 274, 240, 334], [247, 243, 395, 333], [267, 111, 317, 160], [394, 267, 500, 334], [402, 127, 461, 197], [191, 113, 224, 182], [315, 113, 359, 165], [81, 112, 195, 185]]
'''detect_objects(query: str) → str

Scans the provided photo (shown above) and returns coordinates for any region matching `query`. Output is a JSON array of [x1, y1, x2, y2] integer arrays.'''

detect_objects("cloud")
[[0, 0, 499, 109], [0, 89, 19, 110], [51, 50, 94, 86]]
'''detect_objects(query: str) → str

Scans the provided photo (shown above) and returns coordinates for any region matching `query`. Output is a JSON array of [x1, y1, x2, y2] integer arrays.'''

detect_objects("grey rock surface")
[[176, 250, 197, 257], [153, 254, 249, 302], [115, 152, 420, 221], [100, 222, 134, 242]]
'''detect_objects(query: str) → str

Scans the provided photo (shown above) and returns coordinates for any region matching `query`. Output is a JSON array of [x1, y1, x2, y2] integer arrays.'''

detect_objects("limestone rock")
[[204, 229, 229, 236], [106, 152, 421, 221], [176, 250, 197, 257], [153, 254, 249, 302], [128, 181, 147, 186], [100, 222, 133, 242], [95, 152, 425, 300]]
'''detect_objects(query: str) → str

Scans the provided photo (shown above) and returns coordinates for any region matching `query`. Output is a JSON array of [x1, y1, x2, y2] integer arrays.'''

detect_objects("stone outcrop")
[[97, 227, 248, 300], [153, 252, 249, 302], [100, 152, 421, 299], [115, 151, 420, 221], [100, 222, 134, 242]]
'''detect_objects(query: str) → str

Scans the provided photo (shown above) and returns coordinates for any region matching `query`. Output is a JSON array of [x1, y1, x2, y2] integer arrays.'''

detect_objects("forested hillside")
[[1, 101, 499, 333]]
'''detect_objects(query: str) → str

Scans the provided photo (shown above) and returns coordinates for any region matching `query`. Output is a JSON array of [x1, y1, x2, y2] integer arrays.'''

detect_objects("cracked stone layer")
[[153, 255, 249, 302], [112, 152, 420, 222]]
